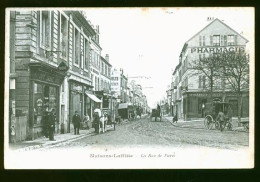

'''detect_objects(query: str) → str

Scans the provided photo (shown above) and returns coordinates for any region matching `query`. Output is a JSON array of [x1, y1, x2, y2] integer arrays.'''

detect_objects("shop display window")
[[33, 82, 57, 125]]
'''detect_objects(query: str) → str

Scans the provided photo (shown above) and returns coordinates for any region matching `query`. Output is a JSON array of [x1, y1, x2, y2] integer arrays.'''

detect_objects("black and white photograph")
[[4, 7, 254, 169]]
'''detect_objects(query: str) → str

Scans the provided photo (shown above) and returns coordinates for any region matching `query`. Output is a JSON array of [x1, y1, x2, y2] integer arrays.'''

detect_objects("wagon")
[[204, 100, 233, 131], [105, 113, 116, 131], [150, 108, 162, 122]]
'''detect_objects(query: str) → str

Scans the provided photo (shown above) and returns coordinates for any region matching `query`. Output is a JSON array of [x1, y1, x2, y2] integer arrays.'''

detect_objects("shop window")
[[213, 35, 220, 46], [60, 14, 68, 58], [40, 11, 51, 49], [33, 83, 57, 125]]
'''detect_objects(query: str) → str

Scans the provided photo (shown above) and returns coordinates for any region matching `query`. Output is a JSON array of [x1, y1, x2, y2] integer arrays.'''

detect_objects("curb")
[[15, 131, 95, 152]]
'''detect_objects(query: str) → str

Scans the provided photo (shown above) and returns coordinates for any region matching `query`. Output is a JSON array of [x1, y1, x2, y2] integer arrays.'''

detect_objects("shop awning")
[[86, 93, 102, 103]]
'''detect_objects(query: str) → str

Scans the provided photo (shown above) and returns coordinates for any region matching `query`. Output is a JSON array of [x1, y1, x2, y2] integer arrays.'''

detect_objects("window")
[[105, 65, 108, 76], [84, 39, 89, 69], [74, 28, 80, 66], [199, 36, 202, 46], [227, 35, 235, 46], [108, 67, 111, 77], [60, 15, 68, 58], [102, 62, 104, 74], [203, 36, 205, 46], [40, 11, 51, 48], [199, 76, 206, 88], [33, 83, 57, 125], [213, 35, 220, 46]]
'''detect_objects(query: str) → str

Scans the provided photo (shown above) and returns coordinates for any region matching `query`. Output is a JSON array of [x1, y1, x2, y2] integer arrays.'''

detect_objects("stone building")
[[171, 18, 249, 120], [8, 10, 99, 141]]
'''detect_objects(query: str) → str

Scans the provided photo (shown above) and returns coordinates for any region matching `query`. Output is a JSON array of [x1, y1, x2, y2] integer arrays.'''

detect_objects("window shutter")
[[221, 35, 224, 46], [199, 76, 201, 88], [224, 35, 227, 46], [234, 35, 238, 45], [210, 36, 213, 46]]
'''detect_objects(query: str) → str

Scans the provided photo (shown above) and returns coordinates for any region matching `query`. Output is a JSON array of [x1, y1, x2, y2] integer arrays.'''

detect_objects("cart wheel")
[[227, 123, 232, 131], [204, 115, 213, 130], [215, 121, 220, 130]]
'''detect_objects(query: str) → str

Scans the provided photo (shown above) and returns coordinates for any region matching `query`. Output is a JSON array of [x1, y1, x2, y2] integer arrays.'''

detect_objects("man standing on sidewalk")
[[48, 108, 56, 141], [72, 111, 81, 135]]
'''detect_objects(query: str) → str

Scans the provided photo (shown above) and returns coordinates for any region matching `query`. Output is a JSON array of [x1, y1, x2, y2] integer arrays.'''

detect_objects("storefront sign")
[[191, 46, 245, 54], [72, 83, 83, 92], [31, 70, 62, 85]]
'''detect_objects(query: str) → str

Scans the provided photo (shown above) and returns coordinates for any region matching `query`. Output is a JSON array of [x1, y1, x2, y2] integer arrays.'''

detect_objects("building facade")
[[8, 10, 100, 141], [171, 19, 249, 120]]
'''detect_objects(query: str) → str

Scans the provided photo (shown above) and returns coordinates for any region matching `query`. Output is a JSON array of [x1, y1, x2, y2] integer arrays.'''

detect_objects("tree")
[[189, 54, 222, 101], [218, 51, 249, 123]]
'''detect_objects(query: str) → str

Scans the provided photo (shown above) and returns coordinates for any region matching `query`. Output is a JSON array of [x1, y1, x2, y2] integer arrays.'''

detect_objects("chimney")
[[96, 25, 99, 33], [105, 54, 109, 62]]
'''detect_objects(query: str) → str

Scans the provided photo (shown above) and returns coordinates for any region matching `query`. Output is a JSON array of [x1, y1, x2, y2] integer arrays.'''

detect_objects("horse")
[[136, 107, 142, 119]]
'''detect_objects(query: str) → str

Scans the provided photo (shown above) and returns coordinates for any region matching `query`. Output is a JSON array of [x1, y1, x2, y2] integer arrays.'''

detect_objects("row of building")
[[166, 19, 249, 120], [8, 10, 148, 142]]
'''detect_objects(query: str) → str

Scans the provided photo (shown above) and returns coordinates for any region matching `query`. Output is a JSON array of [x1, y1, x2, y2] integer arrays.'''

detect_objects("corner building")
[[172, 19, 249, 120], [9, 10, 96, 141]]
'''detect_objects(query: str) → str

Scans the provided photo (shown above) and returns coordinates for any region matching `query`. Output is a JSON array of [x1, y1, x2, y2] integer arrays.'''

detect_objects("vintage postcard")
[[4, 7, 254, 169]]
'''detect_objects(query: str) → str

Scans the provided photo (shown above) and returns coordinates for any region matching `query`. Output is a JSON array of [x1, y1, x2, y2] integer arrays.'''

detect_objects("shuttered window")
[[74, 28, 80, 66], [40, 11, 51, 49], [60, 14, 68, 58]]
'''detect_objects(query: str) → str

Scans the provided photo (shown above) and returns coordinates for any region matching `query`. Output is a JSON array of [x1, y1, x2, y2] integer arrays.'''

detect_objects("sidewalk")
[[9, 128, 96, 151], [164, 115, 249, 131]]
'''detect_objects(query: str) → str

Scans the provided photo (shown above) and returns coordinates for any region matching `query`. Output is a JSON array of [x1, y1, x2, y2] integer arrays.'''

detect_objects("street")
[[36, 115, 249, 151]]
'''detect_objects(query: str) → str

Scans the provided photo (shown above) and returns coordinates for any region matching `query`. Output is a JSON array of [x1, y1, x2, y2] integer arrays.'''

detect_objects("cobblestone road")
[[36, 115, 249, 151]]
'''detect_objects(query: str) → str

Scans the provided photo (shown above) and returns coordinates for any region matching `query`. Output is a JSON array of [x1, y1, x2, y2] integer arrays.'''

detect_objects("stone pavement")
[[9, 128, 96, 151], [164, 115, 249, 131]]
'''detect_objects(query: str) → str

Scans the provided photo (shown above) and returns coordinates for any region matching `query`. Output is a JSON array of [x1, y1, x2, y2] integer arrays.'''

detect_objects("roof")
[[186, 18, 249, 44], [101, 56, 112, 67]]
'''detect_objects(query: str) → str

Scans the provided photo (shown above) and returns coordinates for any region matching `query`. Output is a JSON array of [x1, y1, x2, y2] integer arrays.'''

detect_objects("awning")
[[86, 93, 102, 103]]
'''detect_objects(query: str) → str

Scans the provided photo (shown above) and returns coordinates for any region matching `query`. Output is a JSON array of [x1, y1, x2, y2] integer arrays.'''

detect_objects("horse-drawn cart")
[[204, 100, 233, 131], [150, 108, 162, 122]]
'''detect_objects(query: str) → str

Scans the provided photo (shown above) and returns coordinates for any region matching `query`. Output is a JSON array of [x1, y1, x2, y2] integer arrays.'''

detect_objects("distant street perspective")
[[10, 115, 248, 152]]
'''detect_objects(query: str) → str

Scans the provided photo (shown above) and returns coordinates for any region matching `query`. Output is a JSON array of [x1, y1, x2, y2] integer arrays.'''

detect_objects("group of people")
[[73, 108, 111, 135], [43, 107, 111, 141]]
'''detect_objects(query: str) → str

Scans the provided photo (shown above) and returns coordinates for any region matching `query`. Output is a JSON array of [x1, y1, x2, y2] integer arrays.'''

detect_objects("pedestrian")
[[43, 110, 49, 138], [82, 114, 90, 130], [93, 107, 101, 134], [48, 108, 56, 141], [216, 111, 225, 132], [172, 113, 178, 123], [72, 111, 81, 135]]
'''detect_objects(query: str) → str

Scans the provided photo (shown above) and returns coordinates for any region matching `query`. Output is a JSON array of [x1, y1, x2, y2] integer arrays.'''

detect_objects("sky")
[[80, 8, 254, 108]]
